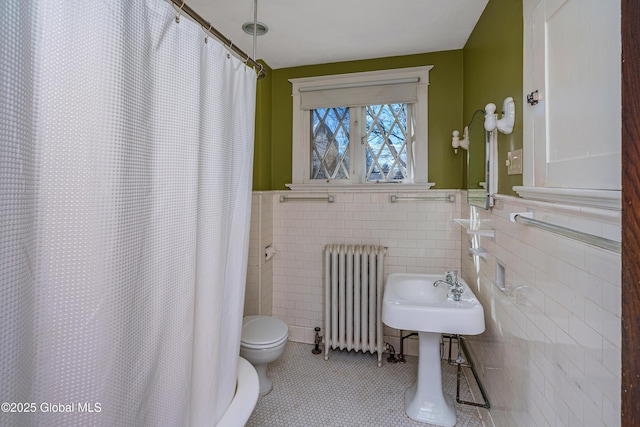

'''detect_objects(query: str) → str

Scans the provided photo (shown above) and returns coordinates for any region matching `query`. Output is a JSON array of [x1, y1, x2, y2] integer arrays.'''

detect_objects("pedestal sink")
[[382, 273, 485, 427]]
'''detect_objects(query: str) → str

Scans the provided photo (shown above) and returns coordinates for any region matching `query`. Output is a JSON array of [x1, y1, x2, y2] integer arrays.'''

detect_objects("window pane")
[[365, 103, 408, 182], [311, 107, 350, 180]]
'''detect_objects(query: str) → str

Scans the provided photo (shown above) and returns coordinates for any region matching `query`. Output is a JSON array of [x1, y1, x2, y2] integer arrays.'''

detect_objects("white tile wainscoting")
[[245, 189, 621, 427], [460, 194, 621, 427], [245, 192, 274, 317]]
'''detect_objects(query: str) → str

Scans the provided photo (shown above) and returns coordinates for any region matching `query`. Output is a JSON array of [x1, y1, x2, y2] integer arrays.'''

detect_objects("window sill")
[[285, 182, 436, 192], [512, 186, 621, 210]]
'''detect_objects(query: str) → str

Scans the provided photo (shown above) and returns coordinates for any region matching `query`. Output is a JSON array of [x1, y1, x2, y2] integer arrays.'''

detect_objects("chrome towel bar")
[[510, 212, 620, 253], [390, 194, 456, 203], [279, 195, 335, 203]]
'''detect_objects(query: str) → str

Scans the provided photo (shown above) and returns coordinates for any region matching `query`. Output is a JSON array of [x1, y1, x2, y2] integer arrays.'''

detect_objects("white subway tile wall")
[[244, 193, 261, 315], [261, 193, 274, 316], [245, 192, 275, 317], [275, 190, 462, 345], [461, 194, 621, 427], [246, 189, 461, 349]]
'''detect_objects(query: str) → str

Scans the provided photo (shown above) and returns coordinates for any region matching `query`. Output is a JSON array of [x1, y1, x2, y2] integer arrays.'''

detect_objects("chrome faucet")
[[433, 270, 464, 301]]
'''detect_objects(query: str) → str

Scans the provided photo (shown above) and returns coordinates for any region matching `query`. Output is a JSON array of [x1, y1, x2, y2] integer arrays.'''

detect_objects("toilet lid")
[[241, 316, 288, 347]]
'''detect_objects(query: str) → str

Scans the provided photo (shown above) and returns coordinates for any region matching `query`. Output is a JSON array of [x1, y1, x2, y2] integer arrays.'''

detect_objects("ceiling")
[[185, 0, 489, 70]]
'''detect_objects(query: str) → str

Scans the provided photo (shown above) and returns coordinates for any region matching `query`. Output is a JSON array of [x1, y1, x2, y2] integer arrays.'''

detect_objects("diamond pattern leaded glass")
[[365, 104, 408, 181], [311, 107, 350, 179]]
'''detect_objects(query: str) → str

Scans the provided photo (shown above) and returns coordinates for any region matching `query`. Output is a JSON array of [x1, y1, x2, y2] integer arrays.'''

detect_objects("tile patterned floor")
[[246, 342, 486, 427]]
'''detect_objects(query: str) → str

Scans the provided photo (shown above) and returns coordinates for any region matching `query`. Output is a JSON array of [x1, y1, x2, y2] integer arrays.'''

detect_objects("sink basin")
[[382, 273, 485, 335], [382, 273, 485, 427]]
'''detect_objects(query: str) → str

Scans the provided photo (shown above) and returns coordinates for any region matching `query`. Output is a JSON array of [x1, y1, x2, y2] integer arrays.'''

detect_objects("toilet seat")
[[241, 316, 288, 349]]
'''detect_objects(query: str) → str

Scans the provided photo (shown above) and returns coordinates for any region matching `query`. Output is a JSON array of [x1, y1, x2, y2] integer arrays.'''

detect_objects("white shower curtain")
[[1, 1, 256, 426]]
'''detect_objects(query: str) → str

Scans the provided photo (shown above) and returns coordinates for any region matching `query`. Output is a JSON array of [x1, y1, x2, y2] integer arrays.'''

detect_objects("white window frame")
[[288, 66, 433, 190]]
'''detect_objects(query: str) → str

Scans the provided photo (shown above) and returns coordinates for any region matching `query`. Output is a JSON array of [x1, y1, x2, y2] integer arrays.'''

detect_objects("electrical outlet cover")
[[507, 149, 523, 175]]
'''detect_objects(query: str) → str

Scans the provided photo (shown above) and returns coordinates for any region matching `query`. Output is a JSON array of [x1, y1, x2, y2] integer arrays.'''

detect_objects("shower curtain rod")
[[169, 0, 266, 80]]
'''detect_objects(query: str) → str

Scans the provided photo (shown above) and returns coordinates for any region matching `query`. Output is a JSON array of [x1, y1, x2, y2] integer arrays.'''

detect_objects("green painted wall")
[[254, 51, 464, 190], [253, 61, 272, 190], [252, 0, 523, 192], [463, 0, 523, 195]]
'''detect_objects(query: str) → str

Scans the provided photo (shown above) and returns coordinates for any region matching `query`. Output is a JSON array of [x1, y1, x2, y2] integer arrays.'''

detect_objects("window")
[[311, 107, 351, 180], [289, 67, 433, 188], [363, 103, 413, 182], [310, 103, 413, 182]]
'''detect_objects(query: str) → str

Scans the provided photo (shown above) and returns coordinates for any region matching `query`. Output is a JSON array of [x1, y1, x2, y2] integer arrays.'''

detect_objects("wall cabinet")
[[519, 0, 621, 207]]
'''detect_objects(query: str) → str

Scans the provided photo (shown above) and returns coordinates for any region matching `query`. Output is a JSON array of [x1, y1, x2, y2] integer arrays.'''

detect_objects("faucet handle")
[[445, 270, 458, 284]]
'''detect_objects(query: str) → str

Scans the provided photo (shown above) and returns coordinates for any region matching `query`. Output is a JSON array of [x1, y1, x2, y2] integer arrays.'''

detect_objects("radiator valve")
[[312, 327, 322, 354], [385, 342, 398, 363]]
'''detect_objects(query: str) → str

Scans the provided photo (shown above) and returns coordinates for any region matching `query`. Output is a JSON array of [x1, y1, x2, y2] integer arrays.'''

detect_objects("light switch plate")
[[507, 149, 523, 175]]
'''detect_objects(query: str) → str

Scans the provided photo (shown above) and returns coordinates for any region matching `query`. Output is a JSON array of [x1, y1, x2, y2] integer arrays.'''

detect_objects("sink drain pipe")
[[443, 334, 490, 409], [397, 330, 418, 363]]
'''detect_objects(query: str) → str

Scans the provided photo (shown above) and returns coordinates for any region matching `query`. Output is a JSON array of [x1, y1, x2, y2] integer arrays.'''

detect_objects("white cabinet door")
[[523, 0, 620, 191]]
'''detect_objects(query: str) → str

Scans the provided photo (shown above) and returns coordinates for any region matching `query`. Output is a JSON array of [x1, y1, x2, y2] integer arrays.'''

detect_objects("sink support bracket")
[[443, 334, 490, 410]]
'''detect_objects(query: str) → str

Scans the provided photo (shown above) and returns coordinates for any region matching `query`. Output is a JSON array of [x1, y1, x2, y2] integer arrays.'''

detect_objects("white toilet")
[[239, 315, 288, 396]]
